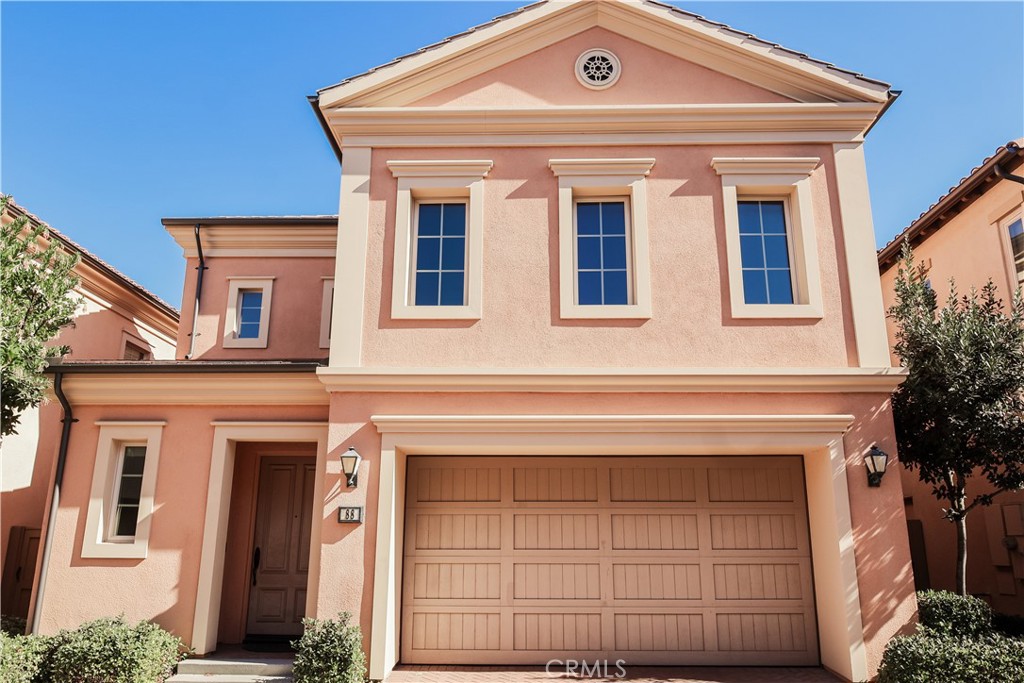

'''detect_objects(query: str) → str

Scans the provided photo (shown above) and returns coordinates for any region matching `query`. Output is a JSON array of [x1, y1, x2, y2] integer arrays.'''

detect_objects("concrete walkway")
[[385, 665, 841, 683]]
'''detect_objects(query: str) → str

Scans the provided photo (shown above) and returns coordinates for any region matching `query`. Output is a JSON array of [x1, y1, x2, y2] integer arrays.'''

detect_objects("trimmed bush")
[[0, 631, 48, 683], [878, 632, 1024, 683], [291, 612, 366, 683], [916, 590, 993, 637], [41, 616, 185, 683]]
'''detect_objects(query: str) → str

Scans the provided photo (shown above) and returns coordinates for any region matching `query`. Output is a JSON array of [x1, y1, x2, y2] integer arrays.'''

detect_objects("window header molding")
[[549, 158, 655, 178], [711, 157, 820, 177], [387, 160, 493, 179]]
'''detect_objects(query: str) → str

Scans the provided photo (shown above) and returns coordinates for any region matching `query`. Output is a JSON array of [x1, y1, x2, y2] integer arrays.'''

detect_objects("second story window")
[[413, 202, 467, 306], [237, 290, 264, 338], [575, 200, 631, 305], [224, 277, 274, 348], [738, 199, 794, 305], [1008, 217, 1023, 287]]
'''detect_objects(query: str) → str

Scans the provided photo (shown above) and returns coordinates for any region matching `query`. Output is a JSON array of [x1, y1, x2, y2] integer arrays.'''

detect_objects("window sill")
[[223, 337, 269, 349], [730, 303, 823, 319], [391, 303, 481, 321], [81, 539, 148, 560], [561, 303, 652, 320]]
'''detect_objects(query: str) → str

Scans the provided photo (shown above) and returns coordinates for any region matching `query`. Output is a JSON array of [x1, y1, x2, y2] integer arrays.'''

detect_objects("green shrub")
[[878, 632, 1024, 683], [291, 612, 366, 683], [0, 631, 48, 683], [916, 590, 993, 637], [41, 616, 185, 683]]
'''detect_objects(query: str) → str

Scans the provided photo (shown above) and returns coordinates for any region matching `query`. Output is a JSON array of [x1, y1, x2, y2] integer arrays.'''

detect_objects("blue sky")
[[2, 1, 1022, 307]]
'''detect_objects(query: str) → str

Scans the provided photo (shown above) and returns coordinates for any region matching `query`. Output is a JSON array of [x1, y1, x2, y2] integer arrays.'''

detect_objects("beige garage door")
[[401, 456, 818, 666]]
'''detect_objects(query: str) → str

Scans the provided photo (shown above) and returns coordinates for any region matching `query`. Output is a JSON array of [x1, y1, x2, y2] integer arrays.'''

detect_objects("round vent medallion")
[[575, 49, 621, 89]]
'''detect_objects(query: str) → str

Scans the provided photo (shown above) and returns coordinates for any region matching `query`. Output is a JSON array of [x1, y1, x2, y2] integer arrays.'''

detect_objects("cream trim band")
[[317, 366, 906, 393]]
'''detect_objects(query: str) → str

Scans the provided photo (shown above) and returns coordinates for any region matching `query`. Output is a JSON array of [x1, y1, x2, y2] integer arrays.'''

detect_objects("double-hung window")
[[83, 422, 164, 559], [712, 157, 823, 319], [388, 160, 491, 320], [575, 200, 631, 305], [412, 202, 467, 306], [224, 278, 274, 348], [550, 158, 654, 319], [109, 445, 147, 540]]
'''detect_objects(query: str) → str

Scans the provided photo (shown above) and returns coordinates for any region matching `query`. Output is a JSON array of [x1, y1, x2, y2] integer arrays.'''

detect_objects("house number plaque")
[[338, 506, 364, 523]]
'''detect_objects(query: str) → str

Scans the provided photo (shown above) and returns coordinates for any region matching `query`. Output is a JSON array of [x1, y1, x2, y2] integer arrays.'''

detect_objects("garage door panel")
[[402, 456, 818, 666]]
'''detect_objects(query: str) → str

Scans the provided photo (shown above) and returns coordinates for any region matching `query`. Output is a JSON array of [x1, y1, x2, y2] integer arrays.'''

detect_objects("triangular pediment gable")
[[317, 0, 891, 109]]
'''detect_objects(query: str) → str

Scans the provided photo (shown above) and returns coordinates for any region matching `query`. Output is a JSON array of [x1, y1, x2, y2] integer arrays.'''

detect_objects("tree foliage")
[[889, 242, 1024, 593], [1, 196, 80, 437]]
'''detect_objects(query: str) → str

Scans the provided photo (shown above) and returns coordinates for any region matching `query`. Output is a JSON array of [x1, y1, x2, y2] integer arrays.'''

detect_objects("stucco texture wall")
[[362, 143, 859, 369]]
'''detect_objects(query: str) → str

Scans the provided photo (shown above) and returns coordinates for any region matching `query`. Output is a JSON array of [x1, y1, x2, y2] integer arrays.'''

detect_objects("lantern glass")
[[341, 447, 362, 487], [866, 446, 888, 487]]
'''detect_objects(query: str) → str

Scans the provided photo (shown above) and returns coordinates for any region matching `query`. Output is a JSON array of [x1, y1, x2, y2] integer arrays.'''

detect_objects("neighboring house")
[[878, 139, 1024, 616], [22, 2, 916, 681], [0, 200, 179, 622]]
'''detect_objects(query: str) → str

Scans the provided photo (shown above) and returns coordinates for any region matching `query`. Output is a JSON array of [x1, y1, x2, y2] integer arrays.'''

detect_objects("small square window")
[[122, 340, 151, 361], [575, 200, 632, 306], [223, 278, 274, 348], [412, 202, 467, 307]]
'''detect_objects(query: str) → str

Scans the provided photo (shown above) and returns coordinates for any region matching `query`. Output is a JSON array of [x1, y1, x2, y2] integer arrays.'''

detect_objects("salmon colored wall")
[[218, 441, 319, 644], [413, 27, 794, 108], [363, 143, 859, 368], [880, 180, 1024, 615], [35, 403, 329, 641], [318, 390, 916, 678], [175, 257, 333, 360]]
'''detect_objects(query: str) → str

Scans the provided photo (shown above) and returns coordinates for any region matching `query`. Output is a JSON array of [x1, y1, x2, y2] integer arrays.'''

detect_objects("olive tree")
[[1, 195, 80, 437], [889, 244, 1024, 595]]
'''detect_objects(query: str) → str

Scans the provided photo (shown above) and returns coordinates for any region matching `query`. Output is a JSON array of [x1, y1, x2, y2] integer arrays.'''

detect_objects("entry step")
[[168, 676, 291, 683], [169, 656, 293, 681]]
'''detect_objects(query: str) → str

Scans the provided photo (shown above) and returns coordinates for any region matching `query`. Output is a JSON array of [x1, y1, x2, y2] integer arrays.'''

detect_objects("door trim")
[[368, 414, 866, 682], [192, 422, 329, 655]]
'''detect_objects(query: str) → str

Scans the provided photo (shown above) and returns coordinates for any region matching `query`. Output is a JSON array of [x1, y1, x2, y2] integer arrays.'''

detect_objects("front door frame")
[[192, 422, 329, 655], [368, 414, 868, 683]]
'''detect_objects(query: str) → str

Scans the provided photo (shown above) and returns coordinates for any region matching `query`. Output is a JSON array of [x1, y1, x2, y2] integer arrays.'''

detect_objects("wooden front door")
[[1, 526, 41, 621], [246, 457, 315, 637]]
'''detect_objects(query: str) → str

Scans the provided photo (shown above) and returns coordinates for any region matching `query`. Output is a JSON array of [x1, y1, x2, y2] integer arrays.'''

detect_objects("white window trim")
[[388, 160, 492, 320], [991, 199, 1024, 291], [223, 277, 274, 348], [82, 421, 165, 559], [320, 277, 334, 350], [712, 157, 823, 319], [549, 158, 654, 319]]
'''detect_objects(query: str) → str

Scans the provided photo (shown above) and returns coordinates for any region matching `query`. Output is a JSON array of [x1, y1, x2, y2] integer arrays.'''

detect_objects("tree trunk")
[[955, 514, 968, 596]]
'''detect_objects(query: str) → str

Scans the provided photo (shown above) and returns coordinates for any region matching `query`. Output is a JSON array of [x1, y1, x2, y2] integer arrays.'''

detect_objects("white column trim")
[[329, 147, 372, 367]]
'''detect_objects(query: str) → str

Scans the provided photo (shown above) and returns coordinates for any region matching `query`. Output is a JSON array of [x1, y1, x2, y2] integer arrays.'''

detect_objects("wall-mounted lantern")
[[341, 447, 362, 488], [865, 445, 889, 487]]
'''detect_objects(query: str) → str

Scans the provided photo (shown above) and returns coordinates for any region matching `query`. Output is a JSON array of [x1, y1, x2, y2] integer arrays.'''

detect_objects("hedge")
[[291, 612, 366, 683]]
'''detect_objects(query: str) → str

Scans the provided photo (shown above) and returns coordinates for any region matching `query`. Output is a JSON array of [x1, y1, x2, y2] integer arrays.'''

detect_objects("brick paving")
[[385, 665, 840, 683]]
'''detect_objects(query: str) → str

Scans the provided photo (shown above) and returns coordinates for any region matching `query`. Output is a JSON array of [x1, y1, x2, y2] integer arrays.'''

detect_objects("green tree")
[[1, 195, 80, 437], [889, 243, 1024, 595]]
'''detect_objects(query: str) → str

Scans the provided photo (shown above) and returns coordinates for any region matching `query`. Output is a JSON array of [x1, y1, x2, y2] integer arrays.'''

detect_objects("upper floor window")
[[575, 200, 631, 305], [413, 202, 467, 306], [320, 278, 334, 350], [1008, 217, 1023, 287], [712, 157, 823, 319], [738, 199, 795, 305], [120, 332, 152, 361], [387, 160, 492, 320], [550, 158, 654, 319], [224, 277, 274, 348]]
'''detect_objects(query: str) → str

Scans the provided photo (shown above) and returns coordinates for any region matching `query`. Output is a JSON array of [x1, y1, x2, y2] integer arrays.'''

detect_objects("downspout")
[[994, 142, 1024, 184], [184, 223, 207, 360], [30, 370, 76, 634], [307, 95, 343, 165]]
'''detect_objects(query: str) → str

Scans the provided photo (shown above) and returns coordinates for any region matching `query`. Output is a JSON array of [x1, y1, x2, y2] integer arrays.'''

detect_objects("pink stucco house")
[[20, 2, 917, 680], [878, 139, 1024, 616]]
